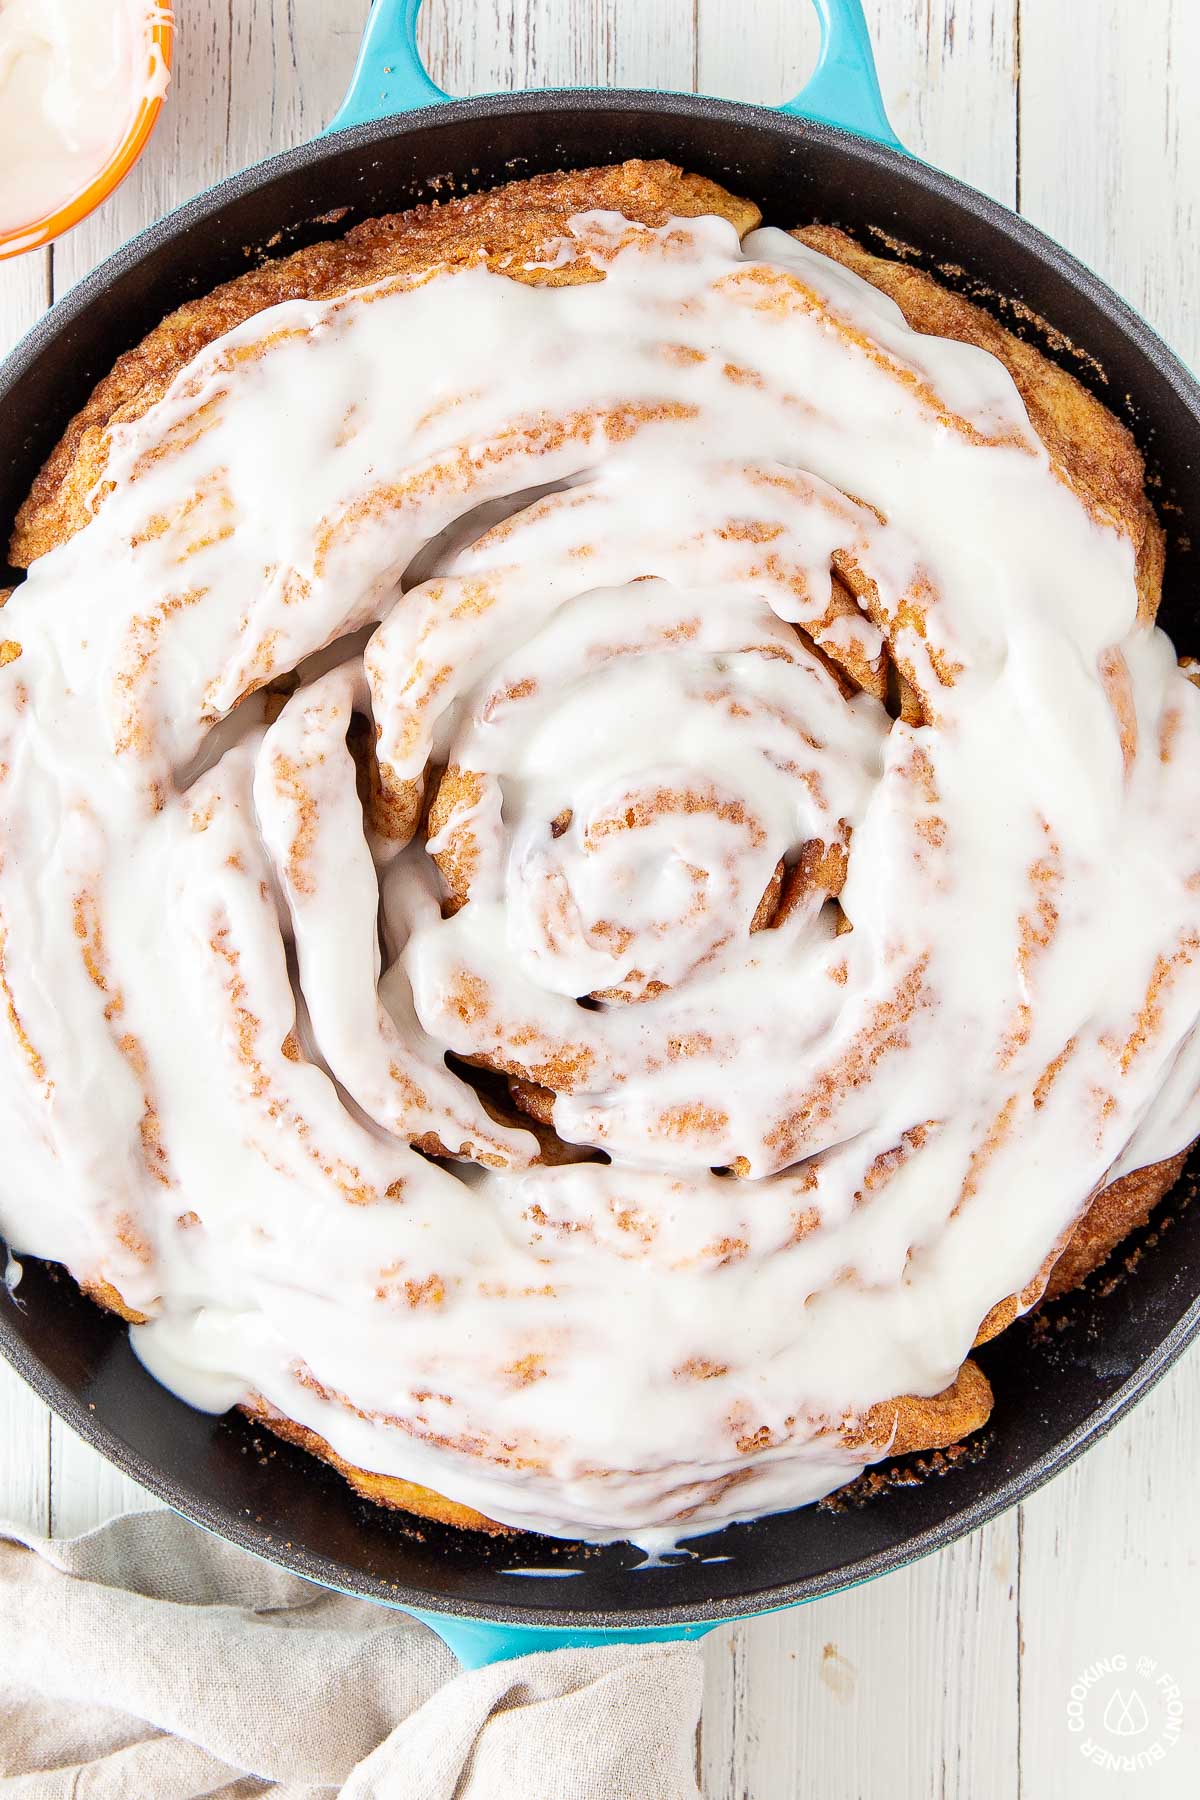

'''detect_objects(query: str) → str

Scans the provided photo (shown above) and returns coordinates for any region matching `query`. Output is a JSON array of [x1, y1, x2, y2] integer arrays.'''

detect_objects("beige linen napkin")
[[0, 1511, 703, 1798]]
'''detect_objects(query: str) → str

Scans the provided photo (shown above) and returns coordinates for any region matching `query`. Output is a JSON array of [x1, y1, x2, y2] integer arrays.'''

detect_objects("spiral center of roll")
[[509, 765, 775, 1001]]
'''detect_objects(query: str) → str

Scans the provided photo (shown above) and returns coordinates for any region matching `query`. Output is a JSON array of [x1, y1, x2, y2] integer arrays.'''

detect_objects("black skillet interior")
[[2, 93, 1199, 1629]]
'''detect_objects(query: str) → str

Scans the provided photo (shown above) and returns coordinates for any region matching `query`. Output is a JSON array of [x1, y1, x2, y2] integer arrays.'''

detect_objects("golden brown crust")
[[973, 1294, 1020, 1347], [972, 1149, 1190, 1342], [1043, 1149, 1189, 1300], [10, 162, 759, 568], [792, 225, 1166, 627], [240, 1396, 511, 1534], [867, 1358, 994, 1457], [80, 1276, 148, 1326]]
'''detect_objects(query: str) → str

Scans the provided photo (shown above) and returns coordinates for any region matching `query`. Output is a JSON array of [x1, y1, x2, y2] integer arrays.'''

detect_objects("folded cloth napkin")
[[0, 1511, 704, 1798]]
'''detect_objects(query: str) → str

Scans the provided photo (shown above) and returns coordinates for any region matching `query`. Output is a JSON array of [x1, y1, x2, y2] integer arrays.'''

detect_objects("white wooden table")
[[1, 4, 1197, 1794]]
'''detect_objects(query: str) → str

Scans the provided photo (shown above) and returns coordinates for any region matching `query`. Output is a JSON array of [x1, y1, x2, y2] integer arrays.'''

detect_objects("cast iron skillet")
[[1, 0, 1199, 1664]]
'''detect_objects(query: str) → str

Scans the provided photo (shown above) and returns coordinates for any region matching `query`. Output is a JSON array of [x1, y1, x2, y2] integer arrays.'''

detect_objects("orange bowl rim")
[[0, 10, 174, 262]]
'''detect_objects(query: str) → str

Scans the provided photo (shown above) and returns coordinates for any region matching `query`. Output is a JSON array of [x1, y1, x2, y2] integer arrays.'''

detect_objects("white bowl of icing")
[[0, 0, 171, 259]]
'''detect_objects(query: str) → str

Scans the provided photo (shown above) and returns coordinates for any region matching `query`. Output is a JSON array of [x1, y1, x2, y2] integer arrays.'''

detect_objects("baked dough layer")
[[8, 160, 1189, 1535]]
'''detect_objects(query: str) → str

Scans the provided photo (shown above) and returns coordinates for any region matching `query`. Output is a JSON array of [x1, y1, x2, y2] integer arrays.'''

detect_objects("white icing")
[[1, 210, 1198, 1544], [0, 0, 169, 239], [500, 1567, 584, 1578]]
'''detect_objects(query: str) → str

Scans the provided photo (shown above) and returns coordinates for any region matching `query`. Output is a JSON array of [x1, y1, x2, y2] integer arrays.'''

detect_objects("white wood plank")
[[868, 0, 1018, 203], [697, 1, 1200, 1791], [696, 0, 1018, 205], [1018, 5, 1200, 1794], [427, 0, 1019, 208], [0, 243, 49, 359], [701, 1514, 1020, 1800], [1017, 1358, 1200, 1798], [48, 1414, 157, 1536], [0, 1359, 50, 1535], [418, 0, 695, 95], [1020, 0, 1200, 370], [694, 0, 820, 108]]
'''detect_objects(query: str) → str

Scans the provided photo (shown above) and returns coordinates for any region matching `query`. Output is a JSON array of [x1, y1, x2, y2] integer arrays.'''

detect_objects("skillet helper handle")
[[327, 0, 903, 150], [408, 1606, 723, 1670], [326, 0, 447, 130], [783, 0, 903, 148]]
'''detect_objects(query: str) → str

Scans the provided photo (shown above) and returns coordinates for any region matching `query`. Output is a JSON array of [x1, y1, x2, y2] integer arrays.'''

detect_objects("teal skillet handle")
[[408, 1606, 726, 1671], [326, 0, 904, 152], [781, 0, 903, 149], [323, 0, 892, 1669]]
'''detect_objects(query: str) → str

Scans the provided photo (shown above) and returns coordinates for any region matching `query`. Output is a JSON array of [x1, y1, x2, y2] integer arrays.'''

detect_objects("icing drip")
[[1, 211, 1199, 1543]]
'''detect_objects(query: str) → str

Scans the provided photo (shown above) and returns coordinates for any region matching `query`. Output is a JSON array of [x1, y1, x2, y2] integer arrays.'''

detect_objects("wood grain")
[[1018, 1359, 1200, 1797], [700, 1516, 1020, 1800], [1014, 7, 1200, 1796], [1021, 0, 1200, 370], [0, 4, 1196, 1796], [697, 0, 1018, 205]]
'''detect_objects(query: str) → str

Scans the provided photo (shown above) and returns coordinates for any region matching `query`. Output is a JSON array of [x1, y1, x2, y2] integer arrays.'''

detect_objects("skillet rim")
[[3, 1256, 1198, 1628], [4, 90, 1198, 424], [1, 87, 1199, 1630]]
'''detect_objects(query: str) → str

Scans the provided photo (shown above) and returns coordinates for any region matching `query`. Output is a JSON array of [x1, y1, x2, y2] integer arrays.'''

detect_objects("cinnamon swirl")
[[1, 160, 1198, 1544]]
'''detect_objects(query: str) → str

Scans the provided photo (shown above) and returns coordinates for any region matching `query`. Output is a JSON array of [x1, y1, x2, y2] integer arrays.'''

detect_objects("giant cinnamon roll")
[[2, 162, 1199, 1543]]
